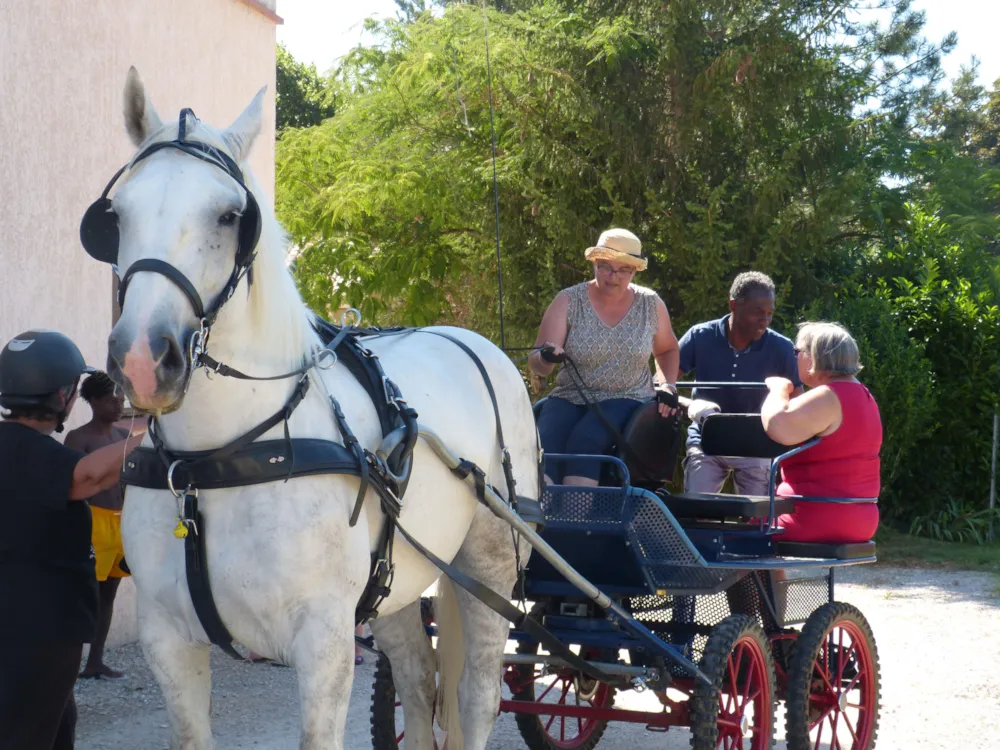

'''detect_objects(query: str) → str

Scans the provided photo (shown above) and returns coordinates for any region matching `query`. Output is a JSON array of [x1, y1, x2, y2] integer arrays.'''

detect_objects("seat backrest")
[[700, 413, 791, 459], [618, 400, 682, 483]]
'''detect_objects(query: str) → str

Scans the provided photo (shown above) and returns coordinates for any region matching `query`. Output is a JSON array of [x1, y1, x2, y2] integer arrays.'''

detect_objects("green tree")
[[277, 1, 951, 339], [276, 44, 336, 137]]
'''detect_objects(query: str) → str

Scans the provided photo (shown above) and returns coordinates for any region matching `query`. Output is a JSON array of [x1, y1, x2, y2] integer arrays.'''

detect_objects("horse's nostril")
[[150, 335, 185, 374]]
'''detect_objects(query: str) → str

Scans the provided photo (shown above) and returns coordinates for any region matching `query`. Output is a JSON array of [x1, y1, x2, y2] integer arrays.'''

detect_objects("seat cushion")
[[659, 491, 796, 520], [773, 540, 877, 560]]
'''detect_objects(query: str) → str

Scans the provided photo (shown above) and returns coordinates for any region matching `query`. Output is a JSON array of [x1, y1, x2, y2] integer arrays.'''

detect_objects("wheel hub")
[[740, 713, 751, 737], [837, 690, 849, 713]]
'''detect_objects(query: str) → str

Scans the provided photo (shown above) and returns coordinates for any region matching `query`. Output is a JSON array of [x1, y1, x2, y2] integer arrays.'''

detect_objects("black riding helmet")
[[0, 330, 95, 428]]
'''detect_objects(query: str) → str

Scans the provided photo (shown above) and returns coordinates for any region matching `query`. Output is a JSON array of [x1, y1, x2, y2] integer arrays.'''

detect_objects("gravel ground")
[[76, 565, 1000, 750]]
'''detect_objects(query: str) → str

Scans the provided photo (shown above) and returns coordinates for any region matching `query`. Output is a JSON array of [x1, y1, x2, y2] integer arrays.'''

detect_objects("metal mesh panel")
[[771, 573, 831, 626], [624, 491, 743, 593], [626, 590, 745, 671], [540, 486, 626, 527], [626, 492, 700, 565]]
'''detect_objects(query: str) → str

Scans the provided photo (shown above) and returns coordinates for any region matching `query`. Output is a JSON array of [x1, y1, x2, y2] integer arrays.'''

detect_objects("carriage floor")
[[74, 565, 999, 750]]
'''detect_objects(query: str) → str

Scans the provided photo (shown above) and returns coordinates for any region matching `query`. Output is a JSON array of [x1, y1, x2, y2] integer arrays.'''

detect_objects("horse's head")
[[90, 68, 266, 414]]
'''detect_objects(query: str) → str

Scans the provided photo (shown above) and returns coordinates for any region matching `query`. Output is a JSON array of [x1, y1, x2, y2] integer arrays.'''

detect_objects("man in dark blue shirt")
[[676, 272, 801, 495]]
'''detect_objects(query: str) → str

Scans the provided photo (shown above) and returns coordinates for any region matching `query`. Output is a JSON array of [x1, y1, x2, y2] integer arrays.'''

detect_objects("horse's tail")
[[435, 576, 465, 750]]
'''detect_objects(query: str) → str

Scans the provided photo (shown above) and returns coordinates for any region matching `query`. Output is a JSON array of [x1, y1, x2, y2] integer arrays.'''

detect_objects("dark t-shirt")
[[0, 421, 98, 642]]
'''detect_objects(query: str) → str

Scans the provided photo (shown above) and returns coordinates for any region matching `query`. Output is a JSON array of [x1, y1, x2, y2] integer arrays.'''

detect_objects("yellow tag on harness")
[[174, 520, 188, 539]]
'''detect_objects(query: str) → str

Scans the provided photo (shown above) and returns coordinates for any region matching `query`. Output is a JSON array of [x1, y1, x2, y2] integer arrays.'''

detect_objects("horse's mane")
[[134, 116, 320, 369]]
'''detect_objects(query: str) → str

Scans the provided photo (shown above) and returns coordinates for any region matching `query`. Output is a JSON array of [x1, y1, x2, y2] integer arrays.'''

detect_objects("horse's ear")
[[223, 87, 266, 163], [123, 67, 162, 147]]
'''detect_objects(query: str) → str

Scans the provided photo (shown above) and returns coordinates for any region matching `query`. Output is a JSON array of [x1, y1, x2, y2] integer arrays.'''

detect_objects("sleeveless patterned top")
[[549, 282, 659, 405]]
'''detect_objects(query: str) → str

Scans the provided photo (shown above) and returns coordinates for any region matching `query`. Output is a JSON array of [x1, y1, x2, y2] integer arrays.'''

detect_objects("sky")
[[276, 0, 1000, 87]]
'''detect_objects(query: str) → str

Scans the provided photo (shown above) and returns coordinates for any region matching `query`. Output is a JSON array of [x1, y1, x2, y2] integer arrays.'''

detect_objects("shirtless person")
[[65, 372, 129, 680]]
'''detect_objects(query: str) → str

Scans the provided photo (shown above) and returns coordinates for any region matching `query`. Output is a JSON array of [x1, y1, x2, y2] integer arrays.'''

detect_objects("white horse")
[[105, 68, 536, 750]]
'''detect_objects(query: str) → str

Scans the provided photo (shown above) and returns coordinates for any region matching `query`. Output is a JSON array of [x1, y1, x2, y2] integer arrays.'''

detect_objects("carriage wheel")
[[370, 653, 442, 750], [689, 614, 777, 750], [784, 602, 880, 750], [509, 639, 617, 750]]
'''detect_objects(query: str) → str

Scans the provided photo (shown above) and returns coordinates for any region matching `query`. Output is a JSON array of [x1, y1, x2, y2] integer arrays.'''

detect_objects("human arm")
[[69, 430, 146, 501], [529, 293, 569, 378], [650, 297, 680, 416], [780, 341, 804, 396], [760, 378, 841, 446]]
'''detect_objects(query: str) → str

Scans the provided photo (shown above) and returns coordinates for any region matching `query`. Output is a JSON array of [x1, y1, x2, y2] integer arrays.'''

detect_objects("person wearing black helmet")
[[0, 330, 145, 750]]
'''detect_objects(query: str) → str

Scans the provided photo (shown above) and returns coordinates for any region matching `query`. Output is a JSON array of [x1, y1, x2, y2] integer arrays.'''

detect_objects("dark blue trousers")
[[537, 396, 642, 481]]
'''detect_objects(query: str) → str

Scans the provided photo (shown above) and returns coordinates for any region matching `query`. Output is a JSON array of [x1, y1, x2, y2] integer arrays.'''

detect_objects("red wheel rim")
[[528, 652, 613, 749], [806, 621, 876, 750], [716, 634, 773, 750]]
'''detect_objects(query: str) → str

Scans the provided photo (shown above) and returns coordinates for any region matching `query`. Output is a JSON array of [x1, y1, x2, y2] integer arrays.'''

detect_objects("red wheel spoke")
[[396, 731, 404, 743], [829, 708, 842, 750], [809, 704, 835, 732], [842, 709, 860, 744], [813, 662, 838, 696], [843, 668, 864, 695], [536, 677, 560, 703]]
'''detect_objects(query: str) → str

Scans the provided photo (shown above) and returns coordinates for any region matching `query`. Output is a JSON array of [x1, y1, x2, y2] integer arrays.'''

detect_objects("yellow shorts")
[[91, 506, 129, 581]]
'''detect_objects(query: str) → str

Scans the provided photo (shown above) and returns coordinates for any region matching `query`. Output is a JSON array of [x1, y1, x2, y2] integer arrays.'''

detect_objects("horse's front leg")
[[292, 601, 357, 750], [138, 601, 214, 750], [370, 599, 438, 750]]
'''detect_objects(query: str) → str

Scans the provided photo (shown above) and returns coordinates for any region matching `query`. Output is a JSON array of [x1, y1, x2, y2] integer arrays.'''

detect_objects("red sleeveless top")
[[778, 381, 882, 499]]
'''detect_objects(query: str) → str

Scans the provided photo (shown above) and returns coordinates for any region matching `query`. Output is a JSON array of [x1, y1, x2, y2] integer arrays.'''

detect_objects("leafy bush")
[[909, 500, 1000, 545]]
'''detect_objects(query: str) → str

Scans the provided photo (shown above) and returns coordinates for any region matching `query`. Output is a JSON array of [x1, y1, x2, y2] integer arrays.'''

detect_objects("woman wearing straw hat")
[[529, 228, 680, 486]]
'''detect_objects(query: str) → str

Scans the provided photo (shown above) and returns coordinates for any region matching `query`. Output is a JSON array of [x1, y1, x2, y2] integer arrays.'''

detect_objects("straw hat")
[[584, 228, 647, 272]]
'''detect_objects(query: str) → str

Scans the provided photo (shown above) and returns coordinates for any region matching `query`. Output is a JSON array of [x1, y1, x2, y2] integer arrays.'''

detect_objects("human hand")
[[656, 385, 680, 418], [539, 341, 566, 363], [686, 399, 721, 425], [765, 376, 794, 398]]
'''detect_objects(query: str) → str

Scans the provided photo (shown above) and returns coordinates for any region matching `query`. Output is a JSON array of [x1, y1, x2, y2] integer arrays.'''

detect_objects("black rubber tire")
[[371, 654, 402, 750], [509, 605, 616, 750], [689, 614, 778, 750], [785, 602, 880, 750]]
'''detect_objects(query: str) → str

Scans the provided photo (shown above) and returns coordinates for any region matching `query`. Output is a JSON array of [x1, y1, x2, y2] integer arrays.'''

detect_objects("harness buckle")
[[188, 320, 210, 370], [382, 376, 406, 409]]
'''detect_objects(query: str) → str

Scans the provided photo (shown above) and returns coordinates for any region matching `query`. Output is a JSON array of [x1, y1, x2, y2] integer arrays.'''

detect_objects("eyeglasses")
[[595, 262, 635, 279], [793, 347, 806, 356]]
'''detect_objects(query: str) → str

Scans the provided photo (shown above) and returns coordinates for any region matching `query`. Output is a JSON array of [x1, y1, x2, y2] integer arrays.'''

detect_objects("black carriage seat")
[[533, 397, 682, 485], [659, 413, 794, 521], [774, 540, 877, 560]]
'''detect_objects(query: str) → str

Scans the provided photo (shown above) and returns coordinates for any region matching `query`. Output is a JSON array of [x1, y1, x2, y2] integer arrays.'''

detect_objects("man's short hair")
[[80, 371, 116, 403], [729, 271, 775, 302]]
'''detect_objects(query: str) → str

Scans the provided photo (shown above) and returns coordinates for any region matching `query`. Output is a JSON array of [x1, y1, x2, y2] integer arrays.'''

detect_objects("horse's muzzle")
[[108, 323, 189, 413]]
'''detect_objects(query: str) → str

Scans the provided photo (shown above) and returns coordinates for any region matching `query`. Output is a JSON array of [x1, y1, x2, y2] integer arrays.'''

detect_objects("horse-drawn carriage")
[[371, 392, 881, 750]]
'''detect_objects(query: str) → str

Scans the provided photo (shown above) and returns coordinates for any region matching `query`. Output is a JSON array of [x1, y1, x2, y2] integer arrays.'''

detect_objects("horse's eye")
[[218, 211, 239, 227]]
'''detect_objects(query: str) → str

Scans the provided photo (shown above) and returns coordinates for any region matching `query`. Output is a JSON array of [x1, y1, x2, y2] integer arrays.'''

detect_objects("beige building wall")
[[0, 0, 280, 647]]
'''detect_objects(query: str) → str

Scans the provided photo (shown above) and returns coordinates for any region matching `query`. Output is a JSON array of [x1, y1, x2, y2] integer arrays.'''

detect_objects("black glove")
[[539, 345, 566, 364], [656, 388, 679, 409]]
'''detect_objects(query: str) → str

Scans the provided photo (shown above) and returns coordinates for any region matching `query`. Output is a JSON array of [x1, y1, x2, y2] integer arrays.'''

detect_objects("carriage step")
[[774, 540, 876, 560]]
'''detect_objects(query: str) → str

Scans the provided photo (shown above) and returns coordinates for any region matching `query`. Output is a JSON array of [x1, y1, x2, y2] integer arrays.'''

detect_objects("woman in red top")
[[760, 322, 881, 544]]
